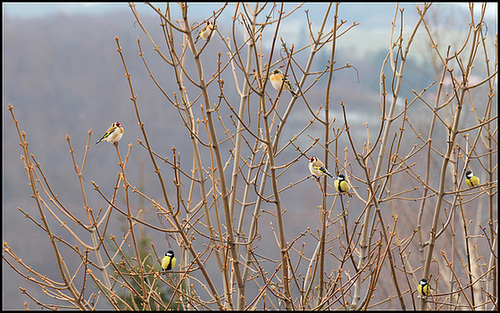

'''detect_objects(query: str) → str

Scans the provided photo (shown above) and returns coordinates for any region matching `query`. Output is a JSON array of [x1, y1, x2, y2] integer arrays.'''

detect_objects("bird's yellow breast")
[[466, 176, 480, 187], [418, 283, 432, 297], [162, 255, 176, 271], [335, 180, 350, 192]]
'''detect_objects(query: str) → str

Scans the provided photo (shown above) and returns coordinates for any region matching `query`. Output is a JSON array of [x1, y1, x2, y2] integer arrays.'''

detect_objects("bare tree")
[[4, 2, 497, 310]]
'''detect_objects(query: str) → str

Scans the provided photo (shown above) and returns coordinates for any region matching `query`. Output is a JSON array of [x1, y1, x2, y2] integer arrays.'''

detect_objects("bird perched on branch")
[[161, 250, 176, 271], [269, 69, 296, 96], [96, 122, 123, 146], [465, 170, 480, 188], [308, 156, 333, 179], [418, 278, 433, 298], [334, 174, 351, 194], [195, 20, 215, 44]]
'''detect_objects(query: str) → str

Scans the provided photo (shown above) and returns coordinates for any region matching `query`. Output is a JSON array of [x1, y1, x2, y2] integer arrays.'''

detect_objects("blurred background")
[[3, 2, 497, 309]]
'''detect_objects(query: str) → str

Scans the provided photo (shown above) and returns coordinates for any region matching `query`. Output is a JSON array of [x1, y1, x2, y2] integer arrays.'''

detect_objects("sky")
[[3, 2, 498, 19]]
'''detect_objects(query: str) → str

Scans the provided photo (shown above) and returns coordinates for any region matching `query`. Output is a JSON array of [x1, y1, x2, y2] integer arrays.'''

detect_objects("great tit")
[[465, 170, 480, 188], [418, 278, 433, 298], [161, 250, 176, 271], [334, 174, 351, 193]]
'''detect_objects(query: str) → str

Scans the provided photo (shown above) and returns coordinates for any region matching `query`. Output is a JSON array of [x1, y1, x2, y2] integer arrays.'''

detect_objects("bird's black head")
[[338, 174, 345, 180], [166, 250, 175, 257], [465, 170, 472, 178], [419, 278, 428, 285]]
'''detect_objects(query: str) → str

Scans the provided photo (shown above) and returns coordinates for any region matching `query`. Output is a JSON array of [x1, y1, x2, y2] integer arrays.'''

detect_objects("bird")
[[95, 122, 124, 146], [269, 69, 296, 96], [418, 278, 433, 298], [334, 174, 351, 193], [308, 156, 333, 179], [161, 250, 176, 271], [195, 21, 215, 44], [465, 170, 480, 188]]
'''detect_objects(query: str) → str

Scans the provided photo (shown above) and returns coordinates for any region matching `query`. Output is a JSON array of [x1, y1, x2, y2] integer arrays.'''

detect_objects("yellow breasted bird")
[[96, 122, 124, 146], [195, 21, 215, 44], [334, 174, 351, 193], [418, 278, 433, 298], [161, 250, 176, 271], [269, 69, 296, 96], [465, 170, 480, 188], [308, 156, 333, 179]]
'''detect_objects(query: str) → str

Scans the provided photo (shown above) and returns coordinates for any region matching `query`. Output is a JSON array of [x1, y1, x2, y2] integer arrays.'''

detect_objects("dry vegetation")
[[3, 2, 497, 310]]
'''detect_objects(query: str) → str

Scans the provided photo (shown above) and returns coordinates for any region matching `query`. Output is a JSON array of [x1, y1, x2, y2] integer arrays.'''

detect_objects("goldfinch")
[[308, 156, 333, 179], [195, 21, 215, 44], [334, 174, 351, 193], [418, 278, 433, 298], [161, 250, 176, 271], [269, 69, 296, 96], [465, 170, 480, 188], [96, 122, 124, 145]]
